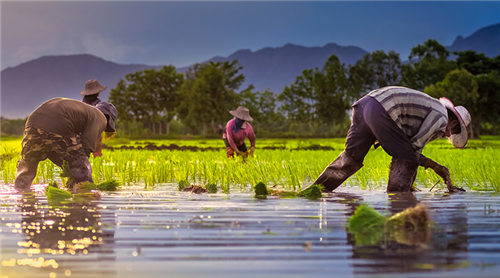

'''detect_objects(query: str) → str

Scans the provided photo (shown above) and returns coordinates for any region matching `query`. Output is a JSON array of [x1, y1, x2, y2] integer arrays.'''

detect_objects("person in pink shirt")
[[223, 106, 256, 158]]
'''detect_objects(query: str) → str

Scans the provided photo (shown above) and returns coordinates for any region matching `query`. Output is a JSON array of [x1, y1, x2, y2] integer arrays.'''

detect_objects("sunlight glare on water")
[[1, 184, 500, 278]]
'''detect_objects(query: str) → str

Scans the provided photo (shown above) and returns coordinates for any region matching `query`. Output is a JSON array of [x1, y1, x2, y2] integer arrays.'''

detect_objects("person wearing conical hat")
[[308, 86, 471, 193], [81, 79, 107, 106], [14, 98, 118, 192], [223, 106, 256, 158]]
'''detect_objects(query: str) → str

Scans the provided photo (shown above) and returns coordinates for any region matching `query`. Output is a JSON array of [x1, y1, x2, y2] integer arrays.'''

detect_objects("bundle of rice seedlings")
[[46, 186, 72, 202], [74, 182, 97, 193], [386, 204, 429, 230], [270, 189, 297, 198], [97, 180, 119, 191], [347, 203, 386, 246], [347, 203, 431, 246], [254, 182, 269, 199], [72, 181, 102, 201], [296, 184, 323, 199], [178, 180, 190, 191], [205, 183, 218, 193], [45, 181, 59, 194]]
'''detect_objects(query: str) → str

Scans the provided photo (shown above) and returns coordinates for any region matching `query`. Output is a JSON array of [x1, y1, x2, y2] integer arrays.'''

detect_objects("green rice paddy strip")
[[2, 138, 500, 191]]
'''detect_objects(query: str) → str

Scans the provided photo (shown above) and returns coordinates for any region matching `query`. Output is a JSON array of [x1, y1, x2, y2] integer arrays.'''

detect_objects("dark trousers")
[[345, 96, 418, 164], [222, 137, 248, 152]]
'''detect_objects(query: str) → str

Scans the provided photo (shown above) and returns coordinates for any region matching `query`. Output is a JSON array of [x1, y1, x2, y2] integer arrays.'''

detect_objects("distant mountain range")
[[2, 22, 498, 119]]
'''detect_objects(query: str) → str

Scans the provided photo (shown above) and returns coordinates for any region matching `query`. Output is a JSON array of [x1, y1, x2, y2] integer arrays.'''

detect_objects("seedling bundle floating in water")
[[45, 180, 119, 203], [253, 182, 324, 199], [347, 203, 431, 246]]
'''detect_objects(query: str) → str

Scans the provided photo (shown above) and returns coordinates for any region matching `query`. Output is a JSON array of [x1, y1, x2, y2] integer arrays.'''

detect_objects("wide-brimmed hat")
[[229, 106, 253, 121], [80, 79, 107, 96], [96, 101, 118, 132], [439, 97, 471, 148]]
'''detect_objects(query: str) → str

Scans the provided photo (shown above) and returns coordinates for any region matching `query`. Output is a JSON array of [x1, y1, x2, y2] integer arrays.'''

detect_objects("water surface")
[[1, 185, 500, 278]]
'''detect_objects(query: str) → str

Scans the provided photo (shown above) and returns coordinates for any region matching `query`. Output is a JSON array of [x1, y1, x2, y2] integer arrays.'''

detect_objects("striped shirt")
[[368, 86, 448, 153]]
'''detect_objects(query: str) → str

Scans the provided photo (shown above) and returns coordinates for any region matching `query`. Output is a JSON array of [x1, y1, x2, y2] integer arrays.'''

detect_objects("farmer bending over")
[[14, 98, 118, 192], [313, 86, 470, 193], [223, 106, 256, 158]]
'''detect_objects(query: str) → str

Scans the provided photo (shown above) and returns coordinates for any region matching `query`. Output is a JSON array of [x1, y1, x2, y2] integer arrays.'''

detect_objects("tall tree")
[[241, 87, 287, 134], [178, 60, 245, 135], [277, 70, 315, 123], [401, 39, 457, 90], [313, 55, 351, 130], [454, 50, 500, 75], [278, 55, 352, 135], [109, 65, 184, 135], [349, 50, 402, 96]]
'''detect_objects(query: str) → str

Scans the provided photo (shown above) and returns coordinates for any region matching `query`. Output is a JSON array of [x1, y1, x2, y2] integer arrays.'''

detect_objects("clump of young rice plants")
[[178, 180, 190, 191], [297, 184, 323, 199], [46, 186, 73, 202], [254, 182, 269, 198], [4, 137, 500, 192], [205, 182, 218, 193], [348, 203, 431, 246]]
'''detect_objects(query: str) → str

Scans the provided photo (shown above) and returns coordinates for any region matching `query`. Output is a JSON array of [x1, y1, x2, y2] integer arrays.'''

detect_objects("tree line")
[[2, 39, 499, 138]]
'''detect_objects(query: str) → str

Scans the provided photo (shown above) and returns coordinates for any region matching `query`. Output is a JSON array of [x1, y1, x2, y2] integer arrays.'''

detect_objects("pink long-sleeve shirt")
[[223, 118, 256, 150]]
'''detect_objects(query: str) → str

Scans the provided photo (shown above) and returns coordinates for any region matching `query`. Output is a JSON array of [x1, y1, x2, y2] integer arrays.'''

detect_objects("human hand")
[[433, 164, 465, 192], [93, 150, 103, 158], [234, 150, 242, 156], [250, 147, 255, 157]]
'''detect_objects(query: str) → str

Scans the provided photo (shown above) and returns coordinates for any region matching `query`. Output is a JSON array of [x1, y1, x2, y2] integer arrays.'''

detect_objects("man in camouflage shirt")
[[14, 98, 117, 191]]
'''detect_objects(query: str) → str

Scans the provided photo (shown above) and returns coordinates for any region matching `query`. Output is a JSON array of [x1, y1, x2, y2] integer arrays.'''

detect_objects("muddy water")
[[1, 186, 500, 278]]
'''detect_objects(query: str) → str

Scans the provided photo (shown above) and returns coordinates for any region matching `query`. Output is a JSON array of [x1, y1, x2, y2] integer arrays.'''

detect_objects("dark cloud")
[[2, 1, 499, 69]]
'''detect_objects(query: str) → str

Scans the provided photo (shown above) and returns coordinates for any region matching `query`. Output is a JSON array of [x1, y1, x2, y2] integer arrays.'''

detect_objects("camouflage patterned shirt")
[[26, 98, 107, 156]]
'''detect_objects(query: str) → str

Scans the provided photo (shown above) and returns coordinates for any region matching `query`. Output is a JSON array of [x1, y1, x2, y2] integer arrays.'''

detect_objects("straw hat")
[[80, 79, 107, 96], [439, 97, 471, 148], [229, 106, 253, 121], [96, 101, 118, 132]]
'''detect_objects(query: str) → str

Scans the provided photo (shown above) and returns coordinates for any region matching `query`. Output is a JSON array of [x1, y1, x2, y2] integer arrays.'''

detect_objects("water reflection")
[[327, 192, 470, 275], [2, 193, 116, 277]]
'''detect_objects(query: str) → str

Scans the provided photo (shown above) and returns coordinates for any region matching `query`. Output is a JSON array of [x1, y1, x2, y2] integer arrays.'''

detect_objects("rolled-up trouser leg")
[[66, 156, 93, 190], [313, 151, 363, 192], [14, 159, 39, 190], [387, 157, 419, 192]]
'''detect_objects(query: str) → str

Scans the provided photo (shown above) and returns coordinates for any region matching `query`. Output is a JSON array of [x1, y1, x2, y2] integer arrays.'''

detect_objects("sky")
[[2, 1, 500, 70]]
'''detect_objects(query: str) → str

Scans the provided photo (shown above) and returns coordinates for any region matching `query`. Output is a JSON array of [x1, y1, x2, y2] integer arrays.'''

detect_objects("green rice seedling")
[[269, 189, 297, 198], [178, 180, 190, 191], [386, 204, 430, 230], [348, 203, 431, 246], [254, 181, 269, 199], [297, 184, 323, 199], [98, 180, 119, 191], [347, 203, 386, 246], [4, 137, 500, 192], [205, 182, 218, 193], [74, 181, 97, 193], [44, 181, 59, 194], [46, 186, 72, 202]]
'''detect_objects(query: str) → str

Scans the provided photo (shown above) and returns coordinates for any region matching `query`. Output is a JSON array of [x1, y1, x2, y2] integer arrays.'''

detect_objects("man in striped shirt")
[[313, 86, 471, 193]]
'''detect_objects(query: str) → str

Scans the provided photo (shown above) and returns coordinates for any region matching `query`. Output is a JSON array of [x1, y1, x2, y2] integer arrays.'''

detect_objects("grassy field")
[[2, 136, 500, 192]]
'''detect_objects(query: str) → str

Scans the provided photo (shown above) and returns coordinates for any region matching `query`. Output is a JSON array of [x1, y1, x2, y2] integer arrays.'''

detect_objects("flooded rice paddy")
[[1, 185, 500, 278]]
